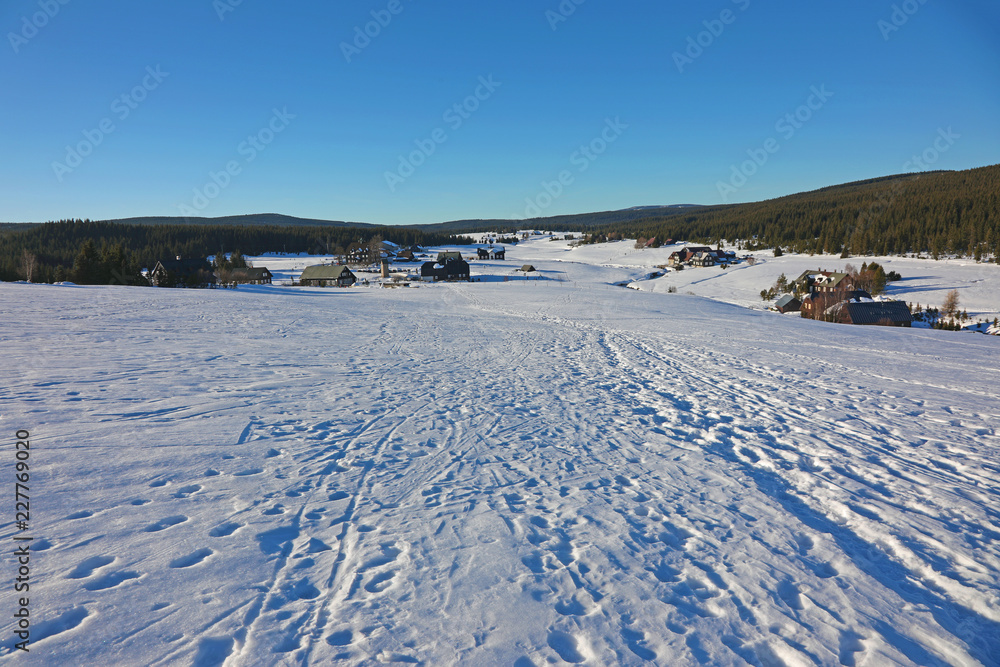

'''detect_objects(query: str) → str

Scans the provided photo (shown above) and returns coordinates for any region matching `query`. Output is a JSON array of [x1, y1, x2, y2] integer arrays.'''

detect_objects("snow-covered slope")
[[2, 272, 999, 665]]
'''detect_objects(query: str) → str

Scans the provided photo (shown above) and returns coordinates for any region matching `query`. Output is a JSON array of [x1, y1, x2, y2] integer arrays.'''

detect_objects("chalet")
[[148, 258, 216, 288], [396, 250, 416, 262], [774, 294, 801, 313], [299, 264, 357, 287], [421, 259, 470, 281], [667, 246, 713, 267], [795, 270, 853, 295], [226, 267, 273, 285], [519, 264, 537, 273], [691, 252, 717, 268], [475, 246, 505, 260], [825, 301, 912, 327]]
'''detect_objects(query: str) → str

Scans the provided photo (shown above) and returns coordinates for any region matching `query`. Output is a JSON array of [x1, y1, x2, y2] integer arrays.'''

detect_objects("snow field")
[[1, 260, 999, 665]]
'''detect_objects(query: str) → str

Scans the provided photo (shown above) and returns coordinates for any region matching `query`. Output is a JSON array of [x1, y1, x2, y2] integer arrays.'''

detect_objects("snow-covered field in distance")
[[256, 234, 1000, 322], [2, 237, 999, 666]]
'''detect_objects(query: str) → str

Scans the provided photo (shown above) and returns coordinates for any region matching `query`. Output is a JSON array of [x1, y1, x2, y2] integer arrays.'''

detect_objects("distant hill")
[[598, 165, 1000, 258], [4, 164, 997, 279], [415, 205, 709, 234], [102, 213, 375, 229]]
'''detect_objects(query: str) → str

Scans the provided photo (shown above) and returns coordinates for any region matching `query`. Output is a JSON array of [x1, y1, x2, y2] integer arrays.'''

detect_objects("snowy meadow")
[[2, 238, 1000, 666]]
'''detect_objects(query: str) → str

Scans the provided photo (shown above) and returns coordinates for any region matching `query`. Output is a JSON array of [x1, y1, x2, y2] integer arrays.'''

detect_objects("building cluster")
[[147, 258, 273, 288], [777, 270, 912, 327], [667, 246, 738, 268]]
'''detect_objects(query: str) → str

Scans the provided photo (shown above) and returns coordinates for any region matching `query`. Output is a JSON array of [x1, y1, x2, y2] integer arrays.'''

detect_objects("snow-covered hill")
[[2, 253, 999, 665]]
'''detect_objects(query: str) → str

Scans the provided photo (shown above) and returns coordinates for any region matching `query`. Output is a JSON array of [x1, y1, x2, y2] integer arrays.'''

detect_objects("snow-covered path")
[[2, 281, 999, 666]]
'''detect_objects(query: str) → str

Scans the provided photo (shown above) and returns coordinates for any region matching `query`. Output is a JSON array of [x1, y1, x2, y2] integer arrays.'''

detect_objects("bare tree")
[[19, 250, 37, 282], [942, 289, 960, 319], [367, 235, 384, 266]]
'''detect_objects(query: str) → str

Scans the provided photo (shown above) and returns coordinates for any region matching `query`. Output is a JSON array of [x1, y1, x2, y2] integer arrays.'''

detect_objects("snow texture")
[[2, 237, 999, 666]]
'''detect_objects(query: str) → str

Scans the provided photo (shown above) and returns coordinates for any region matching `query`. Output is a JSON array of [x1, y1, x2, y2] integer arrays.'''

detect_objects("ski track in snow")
[[1, 274, 999, 666]]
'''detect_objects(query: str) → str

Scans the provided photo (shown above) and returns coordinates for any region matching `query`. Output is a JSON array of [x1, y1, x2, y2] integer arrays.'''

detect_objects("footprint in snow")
[[173, 484, 202, 499], [622, 627, 657, 662], [144, 515, 188, 532], [547, 631, 586, 663], [327, 629, 353, 647], [84, 570, 141, 591], [170, 548, 213, 569], [66, 556, 115, 579], [209, 522, 243, 538]]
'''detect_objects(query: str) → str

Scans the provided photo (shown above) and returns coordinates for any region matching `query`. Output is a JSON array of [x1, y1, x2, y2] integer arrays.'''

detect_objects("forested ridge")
[[598, 165, 1000, 258], [2, 164, 997, 283], [0, 220, 465, 283]]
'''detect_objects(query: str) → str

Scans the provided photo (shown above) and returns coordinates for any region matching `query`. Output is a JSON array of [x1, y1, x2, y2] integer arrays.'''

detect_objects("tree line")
[[0, 220, 469, 284], [596, 165, 1000, 260]]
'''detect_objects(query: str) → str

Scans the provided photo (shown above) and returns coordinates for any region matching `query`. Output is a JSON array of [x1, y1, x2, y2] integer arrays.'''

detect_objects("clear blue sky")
[[2, 0, 998, 224]]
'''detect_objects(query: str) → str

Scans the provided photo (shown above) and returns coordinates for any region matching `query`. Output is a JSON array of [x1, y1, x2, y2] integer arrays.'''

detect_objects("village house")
[[148, 257, 216, 288], [477, 246, 506, 260], [774, 294, 802, 313], [225, 267, 273, 285], [794, 270, 854, 295], [825, 301, 913, 327], [299, 264, 357, 287], [667, 246, 713, 267], [421, 258, 471, 282], [691, 251, 717, 268]]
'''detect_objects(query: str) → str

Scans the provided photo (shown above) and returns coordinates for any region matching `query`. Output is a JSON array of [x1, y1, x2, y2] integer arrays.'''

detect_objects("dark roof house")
[[299, 264, 357, 287], [774, 294, 802, 313], [795, 270, 853, 294], [149, 258, 216, 288], [827, 301, 913, 327], [421, 259, 470, 281], [225, 267, 273, 285]]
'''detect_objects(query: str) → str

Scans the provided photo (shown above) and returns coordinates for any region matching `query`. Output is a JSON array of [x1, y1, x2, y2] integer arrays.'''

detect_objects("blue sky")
[[2, 0, 998, 224]]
